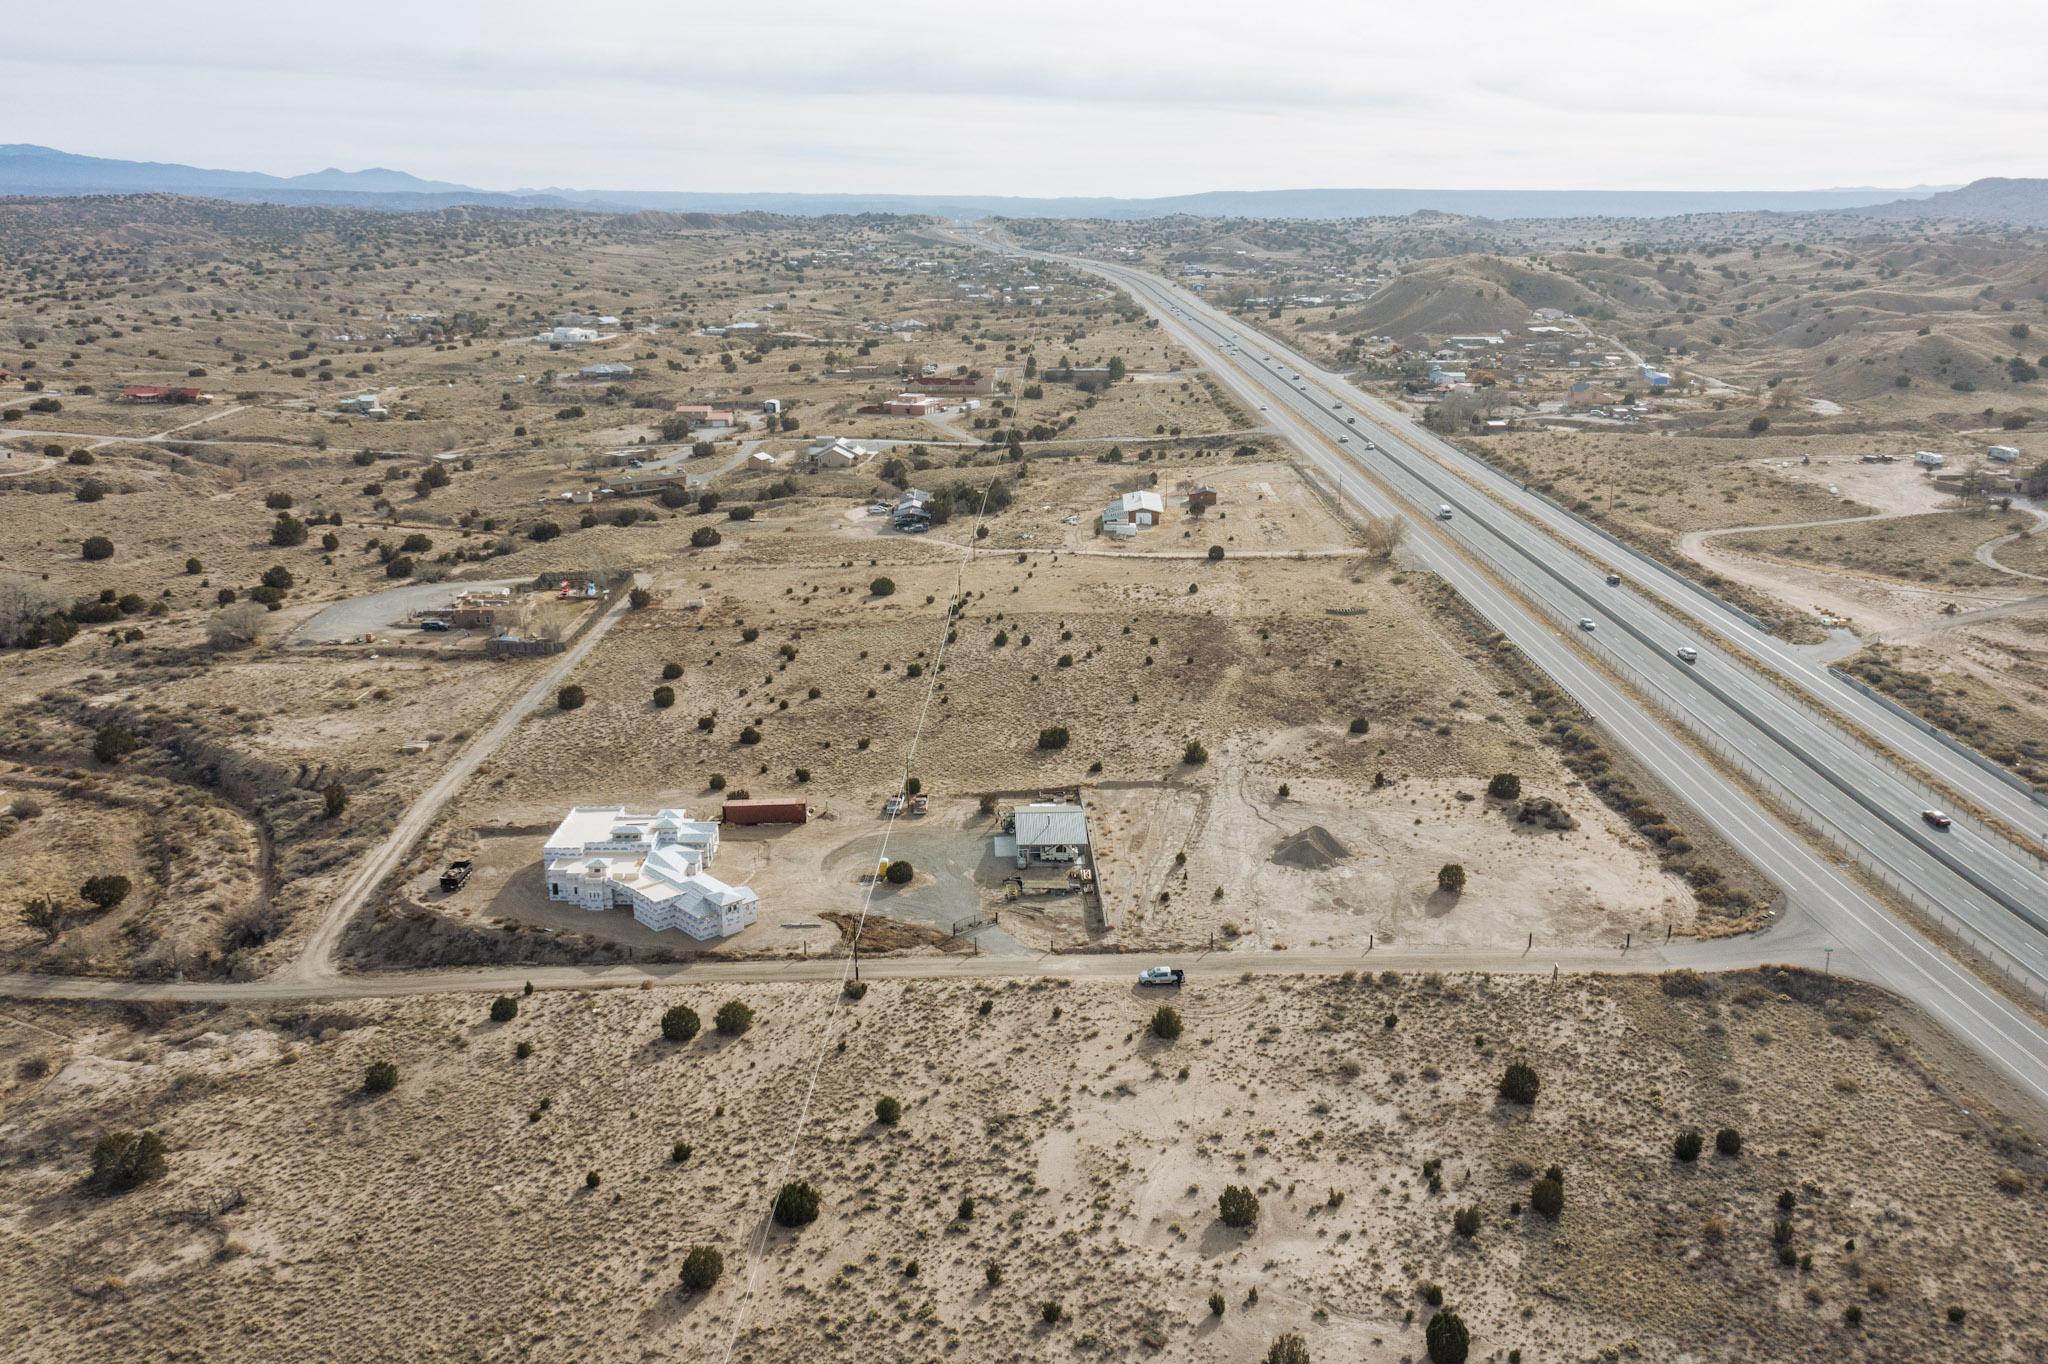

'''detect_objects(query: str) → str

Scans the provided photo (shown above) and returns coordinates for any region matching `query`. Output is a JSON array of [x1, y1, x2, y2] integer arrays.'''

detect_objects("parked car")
[[1922, 809, 1953, 830], [1676, 645, 1699, 663], [420, 618, 451, 632], [439, 859, 473, 892], [1137, 966, 1185, 988]]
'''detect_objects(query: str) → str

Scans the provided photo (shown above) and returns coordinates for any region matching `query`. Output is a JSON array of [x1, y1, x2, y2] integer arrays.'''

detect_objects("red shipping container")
[[721, 798, 808, 826]]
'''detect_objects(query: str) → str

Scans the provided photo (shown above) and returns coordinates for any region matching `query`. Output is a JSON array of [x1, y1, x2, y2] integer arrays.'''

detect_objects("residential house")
[[580, 363, 635, 380], [907, 373, 995, 396], [672, 403, 735, 429], [881, 392, 939, 416], [1102, 489, 1164, 535], [1011, 802, 1089, 868], [541, 806, 758, 939], [538, 326, 598, 345], [336, 393, 388, 417], [808, 436, 873, 469], [892, 488, 933, 532]]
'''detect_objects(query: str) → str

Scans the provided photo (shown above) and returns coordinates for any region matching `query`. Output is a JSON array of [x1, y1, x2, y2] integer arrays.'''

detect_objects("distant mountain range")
[[0, 143, 2018, 223], [1841, 176, 2048, 228]]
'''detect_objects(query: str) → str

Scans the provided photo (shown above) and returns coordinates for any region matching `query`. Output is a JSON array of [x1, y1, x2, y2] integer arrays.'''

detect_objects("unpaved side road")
[[282, 574, 648, 984]]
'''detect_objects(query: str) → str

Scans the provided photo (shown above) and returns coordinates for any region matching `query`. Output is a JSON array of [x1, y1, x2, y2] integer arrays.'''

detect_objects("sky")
[[5, 0, 2043, 197]]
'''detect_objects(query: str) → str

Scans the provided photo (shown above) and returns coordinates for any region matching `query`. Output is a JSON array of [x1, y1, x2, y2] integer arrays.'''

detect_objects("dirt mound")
[[1270, 825, 1349, 870]]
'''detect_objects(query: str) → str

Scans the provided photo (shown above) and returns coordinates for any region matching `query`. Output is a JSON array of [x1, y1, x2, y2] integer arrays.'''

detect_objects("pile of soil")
[[1270, 825, 1350, 870]]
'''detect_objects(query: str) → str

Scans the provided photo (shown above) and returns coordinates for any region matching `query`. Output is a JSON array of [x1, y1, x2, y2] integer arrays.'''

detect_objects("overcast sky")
[[6, 0, 2041, 196]]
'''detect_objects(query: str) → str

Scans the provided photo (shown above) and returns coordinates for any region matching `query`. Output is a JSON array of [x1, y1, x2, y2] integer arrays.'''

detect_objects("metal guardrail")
[[1828, 667, 2048, 809]]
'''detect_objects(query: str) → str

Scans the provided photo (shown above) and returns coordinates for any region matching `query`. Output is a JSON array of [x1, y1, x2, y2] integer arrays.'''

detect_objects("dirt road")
[[281, 573, 648, 984]]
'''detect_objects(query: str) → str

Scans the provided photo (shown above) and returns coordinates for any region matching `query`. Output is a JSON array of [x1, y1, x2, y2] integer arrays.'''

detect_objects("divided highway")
[[977, 235, 2048, 1104]]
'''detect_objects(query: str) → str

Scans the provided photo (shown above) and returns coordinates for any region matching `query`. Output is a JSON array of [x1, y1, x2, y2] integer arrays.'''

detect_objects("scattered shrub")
[[489, 995, 519, 1023], [1150, 1006, 1183, 1041], [1530, 1174, 1564, 1220], [869, 576, 896, 597], [660, 1005, 701, 1043], [1265, 1332, 1310, 1364], [1715, 1127, 1743, 1157], [679, 1245, 723, 1293], [1498, 1062, 1540, 1105], [557, 685, 585, 711], [363, 1061, 398, 1094], [653, 685, 675, 708], [81, 535, 115, 561], [875, 1096, 902, 1126], [715, 999, 754, 1036], [1426, 1307, 1470, 1364], [1437, 863, 1467, 894], [79, 875, 131, 911], [773, 1179, 821, 1227], [1487, 773, 1521, 800], [87, 1130, 168, 1194], [1674, 1128, 1704, 1162], [1218, 1184, 1259, 1229]]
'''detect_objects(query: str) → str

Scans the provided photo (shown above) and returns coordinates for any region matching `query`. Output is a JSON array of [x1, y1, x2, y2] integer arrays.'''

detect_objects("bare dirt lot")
[[2, 969, 2042, 1362]]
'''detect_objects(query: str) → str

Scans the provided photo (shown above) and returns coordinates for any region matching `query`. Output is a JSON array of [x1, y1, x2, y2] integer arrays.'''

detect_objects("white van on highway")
[[1676, 645, 1698, 663], [1436, 504, 1454, 520]]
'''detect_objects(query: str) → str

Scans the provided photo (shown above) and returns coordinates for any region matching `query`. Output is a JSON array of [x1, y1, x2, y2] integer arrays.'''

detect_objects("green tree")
[[1498, 1062, 1540, 1105], [1218, 1184, 1259, 1229], [79, 875, 131, 912], [1265, 1332, 1310, 1364], [772, 1179, 821, 1227], [1150, 1006, 1183, 1041], [660, 1005, 701, 1043], [869, 576, 896, 597], [1530, 1174, 1564, 1220], [19, 896, 66, 940], [557, 685, 585, 711], [92, 723, 139, 765], [324, 782, 349, 818], [629, 586, 653, 608], [875, 1095, 903, 1125], [1437, 863, 1467, 895], [715, 999, 754, 1036], [1715, 1127, 1743, 1157], [270, 513, 308, 547], [87, 1129, 168, 1194], [884, 860, 914, 885], [1426, 1307, 1470, 1364], [1487, 773, 1521, 800], [81, 535, 115, 560], [1207, 544, 1225, 561], [653, 685, 675, 708], [489, 995, 519, 1023], [690, 526, 722, 548], [1673, 1128, 1704, 1162], [1183, 739, 1209, 765], [679, 1245, 723, 1293], [1037, 726, 1070, 750]]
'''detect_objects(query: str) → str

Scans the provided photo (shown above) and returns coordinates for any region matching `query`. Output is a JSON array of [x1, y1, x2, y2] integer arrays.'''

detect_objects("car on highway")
[[1339, 435, 1349, 442], [1578, 618, 1597, 632], [1137, 966, 1185, 987], [1605, 573, 1621, 586], [1922, 809, 1953, 830], [1363, 440, 1377, 450], [1676, 645, 1699, 663], [1436, 504, 1454, 520]]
